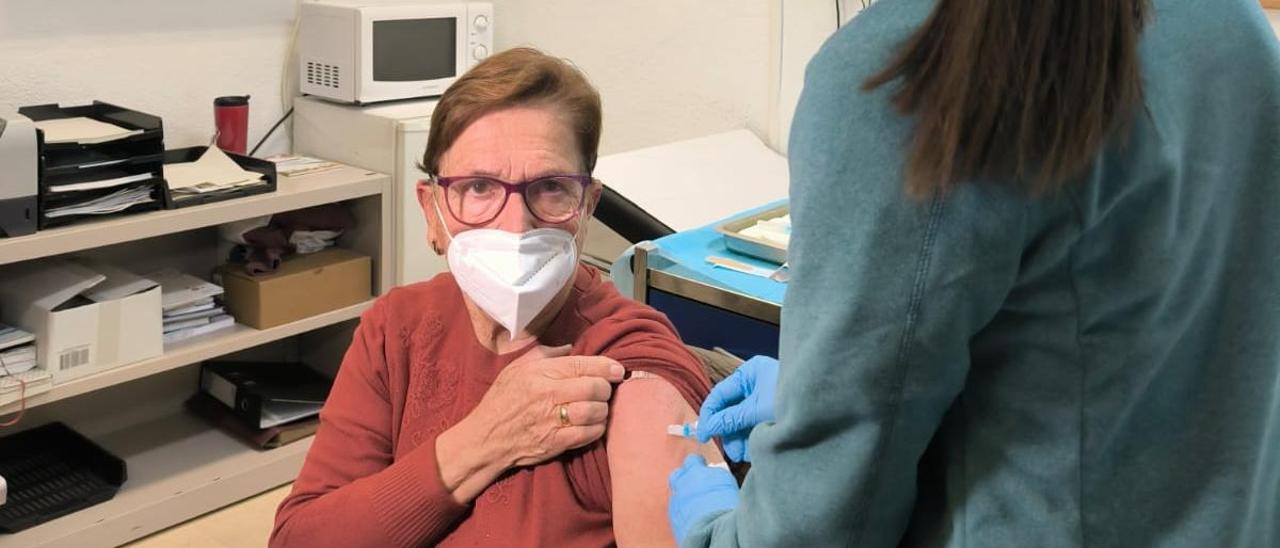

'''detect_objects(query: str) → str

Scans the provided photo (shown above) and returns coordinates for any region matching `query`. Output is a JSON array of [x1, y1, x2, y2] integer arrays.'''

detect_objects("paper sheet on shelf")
[[44, 186, 155, 218], [145, 269, 224, 312], [163, 306, 225, 324], [163, 314, 235, 345], [0, 345, 36, 375], [165, 146, 264, 193], [260, 399, 324, 429], [33, 116, 143, 145], [265, 154, 339, 177], [0, 370, 51, 391], [0, 371, 53, 406], [48, 172, 155, 193], [0, 325, 35, 352], [164, 300, 217, 317]]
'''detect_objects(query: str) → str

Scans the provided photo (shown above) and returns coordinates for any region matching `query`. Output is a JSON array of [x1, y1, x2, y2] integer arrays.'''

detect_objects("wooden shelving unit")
[[0, 301, 373, 416], [0, 411, 313, 548], [0, 163, 393, 547], [0, 165, 387, 267]]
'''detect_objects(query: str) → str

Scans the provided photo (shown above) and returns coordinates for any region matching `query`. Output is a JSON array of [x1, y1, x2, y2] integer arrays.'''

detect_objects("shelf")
[[0, 165, 389, 266], [0, 300, 373, 415], [0, 409, 313, 548]]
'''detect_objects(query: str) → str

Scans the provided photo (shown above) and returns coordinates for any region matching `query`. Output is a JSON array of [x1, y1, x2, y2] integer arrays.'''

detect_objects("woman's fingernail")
[[611, 364, 626, 378]]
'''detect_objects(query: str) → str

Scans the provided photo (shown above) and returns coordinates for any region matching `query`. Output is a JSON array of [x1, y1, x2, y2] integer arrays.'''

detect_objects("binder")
[[184, 392, 319, 450], [198, 361, 331, 430]]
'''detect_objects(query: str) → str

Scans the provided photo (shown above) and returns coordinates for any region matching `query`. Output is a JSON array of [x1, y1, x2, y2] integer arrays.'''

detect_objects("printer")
[[0, 105, 37, 238]]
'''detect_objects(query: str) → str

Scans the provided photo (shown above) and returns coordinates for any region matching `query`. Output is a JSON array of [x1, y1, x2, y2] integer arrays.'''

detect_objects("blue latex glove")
[[668, 455, 739, 544], [697, 355, 779, 462]]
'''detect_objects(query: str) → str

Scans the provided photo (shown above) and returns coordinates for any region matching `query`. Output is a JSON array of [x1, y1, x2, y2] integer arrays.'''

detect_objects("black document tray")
[[0, 422, 127, 533]]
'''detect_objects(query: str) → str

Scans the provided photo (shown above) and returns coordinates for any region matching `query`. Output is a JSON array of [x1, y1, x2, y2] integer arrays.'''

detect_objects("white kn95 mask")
[[446, 227, 578, 339]]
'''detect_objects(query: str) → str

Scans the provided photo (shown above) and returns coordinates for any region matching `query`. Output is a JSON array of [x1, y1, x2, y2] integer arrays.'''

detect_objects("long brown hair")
[[865, 1, 1150, 196]]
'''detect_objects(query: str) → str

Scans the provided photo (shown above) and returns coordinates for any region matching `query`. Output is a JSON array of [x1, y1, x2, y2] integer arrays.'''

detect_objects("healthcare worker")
[[669, 0, 1280, 546]]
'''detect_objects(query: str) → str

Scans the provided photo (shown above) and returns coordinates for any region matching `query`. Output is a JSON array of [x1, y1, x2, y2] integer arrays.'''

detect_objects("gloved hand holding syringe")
[[666, 355, 780, 463], [665, 355, 780, 542]]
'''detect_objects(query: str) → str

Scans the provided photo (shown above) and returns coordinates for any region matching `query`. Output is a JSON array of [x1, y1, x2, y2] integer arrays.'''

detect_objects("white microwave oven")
[[298, 1, 493, 104]]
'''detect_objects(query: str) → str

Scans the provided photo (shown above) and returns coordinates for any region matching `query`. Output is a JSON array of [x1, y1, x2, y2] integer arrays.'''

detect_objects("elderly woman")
[[271, 48, 721, 547]]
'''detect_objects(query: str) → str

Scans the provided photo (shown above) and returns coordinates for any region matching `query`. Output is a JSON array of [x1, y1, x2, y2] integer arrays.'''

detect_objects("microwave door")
[[373, 19, 456, 81], [359, 8, 467, 103]]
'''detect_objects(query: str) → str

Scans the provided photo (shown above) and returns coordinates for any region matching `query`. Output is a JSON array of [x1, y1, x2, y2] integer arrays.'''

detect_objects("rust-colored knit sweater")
[[271, 266, 710, 547]]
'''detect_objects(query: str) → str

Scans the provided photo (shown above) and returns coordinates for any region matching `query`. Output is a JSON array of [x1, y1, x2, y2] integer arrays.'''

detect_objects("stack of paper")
[[0, 370, 54, 407], [33, 116, 143, 145], [48, 173, 156, 194], [165, 147, 266, 199], [145, 269, 237, 344], [0, 324, 37, 376], [44, 185, 156, 218], [265, 154, 338, 177]]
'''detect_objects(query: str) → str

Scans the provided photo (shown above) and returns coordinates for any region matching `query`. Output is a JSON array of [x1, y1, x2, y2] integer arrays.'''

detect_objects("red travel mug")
[[214, 95, 250, 154]]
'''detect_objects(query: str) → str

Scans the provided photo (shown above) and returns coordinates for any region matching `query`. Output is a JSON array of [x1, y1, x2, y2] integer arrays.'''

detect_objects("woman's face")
[[418, 105, 600, 254]]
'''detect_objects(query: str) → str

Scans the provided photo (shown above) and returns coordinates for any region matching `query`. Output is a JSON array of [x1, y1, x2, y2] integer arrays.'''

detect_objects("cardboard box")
[[0, 259, 163, 384], [219, 248, 371, 329]]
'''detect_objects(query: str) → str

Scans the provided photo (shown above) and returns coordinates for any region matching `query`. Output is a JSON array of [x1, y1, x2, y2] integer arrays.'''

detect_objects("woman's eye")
[[536, 179, 568, 194], [464, 180, 496, 195]]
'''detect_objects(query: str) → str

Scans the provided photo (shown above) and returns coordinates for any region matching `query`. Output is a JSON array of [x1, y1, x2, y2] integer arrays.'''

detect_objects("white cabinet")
[[293, 96, 448, 286]]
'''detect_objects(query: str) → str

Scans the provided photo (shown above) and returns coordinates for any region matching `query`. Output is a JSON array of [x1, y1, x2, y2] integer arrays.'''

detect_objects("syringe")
[[668, 421, 731, 470], [667, 421, 697, 439]]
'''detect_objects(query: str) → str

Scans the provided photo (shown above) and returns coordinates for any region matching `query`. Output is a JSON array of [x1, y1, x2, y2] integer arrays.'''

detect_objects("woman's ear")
[[417, 181, 446, 256], [571, 180, 604, 247], [585, 179, 604, 217]]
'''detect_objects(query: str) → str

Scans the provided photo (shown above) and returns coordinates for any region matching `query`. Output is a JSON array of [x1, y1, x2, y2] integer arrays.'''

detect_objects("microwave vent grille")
[[306, 61, 341, 89]]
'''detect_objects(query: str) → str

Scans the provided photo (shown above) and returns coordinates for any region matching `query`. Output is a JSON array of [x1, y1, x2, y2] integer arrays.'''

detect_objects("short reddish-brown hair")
[[421, 47, 603, 177]]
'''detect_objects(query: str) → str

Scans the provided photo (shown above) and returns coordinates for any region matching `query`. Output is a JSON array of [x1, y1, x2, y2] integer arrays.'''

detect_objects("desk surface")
[[593, 130, 789, 232]]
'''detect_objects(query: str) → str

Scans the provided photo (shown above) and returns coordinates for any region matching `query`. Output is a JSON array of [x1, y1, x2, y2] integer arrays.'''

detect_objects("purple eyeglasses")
[[427, 174, 593, 227]]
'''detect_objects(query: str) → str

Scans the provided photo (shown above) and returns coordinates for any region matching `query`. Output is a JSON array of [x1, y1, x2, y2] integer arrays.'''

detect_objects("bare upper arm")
[[606, 374, 724, 547]]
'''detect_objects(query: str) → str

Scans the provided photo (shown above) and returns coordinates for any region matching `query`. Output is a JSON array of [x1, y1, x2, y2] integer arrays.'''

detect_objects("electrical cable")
[[249, 107, 294, 157], [836, 0, 842, 30], [282, 0, 305, 114], [275, 0, 305, 157]]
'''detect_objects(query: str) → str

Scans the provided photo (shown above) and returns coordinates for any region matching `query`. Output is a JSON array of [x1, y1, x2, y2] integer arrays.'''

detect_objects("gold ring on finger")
[[558, 404, 571, 427]]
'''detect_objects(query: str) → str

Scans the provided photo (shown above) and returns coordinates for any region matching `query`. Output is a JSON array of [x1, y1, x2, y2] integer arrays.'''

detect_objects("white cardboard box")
[[0, 259, 162, 384]]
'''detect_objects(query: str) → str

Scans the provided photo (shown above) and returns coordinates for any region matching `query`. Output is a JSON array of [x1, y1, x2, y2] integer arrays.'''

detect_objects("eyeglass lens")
[[446, 177, 584, 224]]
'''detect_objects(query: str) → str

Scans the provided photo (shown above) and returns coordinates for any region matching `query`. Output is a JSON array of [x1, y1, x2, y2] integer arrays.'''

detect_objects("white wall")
[[489, 0, 772, 155], [0, 0, 299, 155], [0, 0, 773, 158], [772, 0, 867, 154], [773, 0, 837, 154]]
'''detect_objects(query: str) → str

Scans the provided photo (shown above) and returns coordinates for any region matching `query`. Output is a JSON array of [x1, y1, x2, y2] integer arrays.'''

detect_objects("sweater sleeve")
[[575, 289, 713, 411], [686, 27, 1028, 547], [271, 302, 468, 548]]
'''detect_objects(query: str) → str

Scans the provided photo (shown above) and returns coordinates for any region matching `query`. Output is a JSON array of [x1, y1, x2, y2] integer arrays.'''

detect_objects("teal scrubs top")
[[688, 0, 1280, 546]]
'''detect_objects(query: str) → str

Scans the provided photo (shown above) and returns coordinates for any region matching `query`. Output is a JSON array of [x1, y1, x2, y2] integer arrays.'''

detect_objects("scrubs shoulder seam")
[[843, 192, 950, 548]]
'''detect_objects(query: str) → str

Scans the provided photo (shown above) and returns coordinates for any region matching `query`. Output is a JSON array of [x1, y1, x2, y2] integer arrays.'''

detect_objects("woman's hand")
[[436, 344, 625, 502], [473, 344, 625, 465], [697, 355, 779, 462]]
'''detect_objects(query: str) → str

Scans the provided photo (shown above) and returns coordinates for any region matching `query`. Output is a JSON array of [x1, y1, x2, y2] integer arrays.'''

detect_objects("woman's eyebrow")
[[458, 167, 581, 179]]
